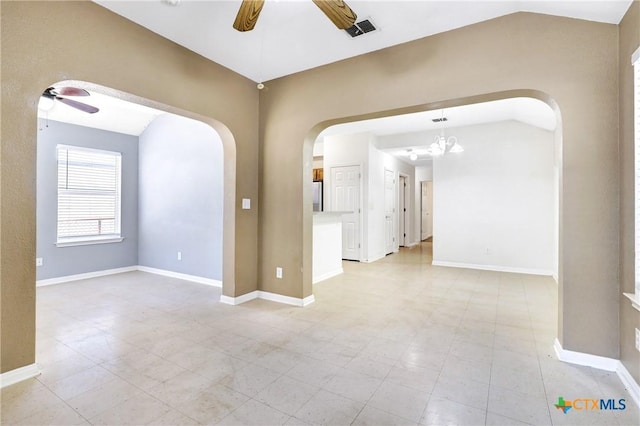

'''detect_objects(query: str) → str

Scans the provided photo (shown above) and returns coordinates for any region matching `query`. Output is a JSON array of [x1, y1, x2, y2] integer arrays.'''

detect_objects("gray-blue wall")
[[138, 114, 223, 280], [36, 120, 139, 280]]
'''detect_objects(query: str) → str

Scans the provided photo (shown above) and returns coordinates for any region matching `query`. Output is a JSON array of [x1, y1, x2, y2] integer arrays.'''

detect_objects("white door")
[[384, 169, 395, 255], [331, 166, 360, 261], [399, 175, 406, 247], [421, 181, 433, 240]]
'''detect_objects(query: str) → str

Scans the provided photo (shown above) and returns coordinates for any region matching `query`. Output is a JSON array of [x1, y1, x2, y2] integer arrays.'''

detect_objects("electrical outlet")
[[177, 251, 182, 261], [636, 328, 640, 352], [276, 267, 283, 279], [36, 257, 43, 267]]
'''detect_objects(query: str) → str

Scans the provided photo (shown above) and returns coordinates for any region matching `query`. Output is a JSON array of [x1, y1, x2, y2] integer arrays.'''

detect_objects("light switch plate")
[[242, 198, 251, 210], [36, 257, 43, 267]]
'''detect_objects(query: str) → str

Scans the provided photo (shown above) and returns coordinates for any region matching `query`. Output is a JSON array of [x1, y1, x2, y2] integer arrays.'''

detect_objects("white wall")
[[321, 133, 417, 262], [139, 114, 224, 280], [433, 121, 556, 275]]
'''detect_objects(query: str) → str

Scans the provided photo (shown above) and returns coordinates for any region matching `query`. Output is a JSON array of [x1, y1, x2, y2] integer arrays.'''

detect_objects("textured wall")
[[259, 13, 620, 358], [139, 114, 223, 280], [618, 0, 640, 384], [1, 1, 259, 374]]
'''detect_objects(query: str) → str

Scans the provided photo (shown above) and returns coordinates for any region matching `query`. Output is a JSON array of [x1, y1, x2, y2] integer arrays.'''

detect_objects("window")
[[56, 145, 122, 246], [630, 46, 640, 309]]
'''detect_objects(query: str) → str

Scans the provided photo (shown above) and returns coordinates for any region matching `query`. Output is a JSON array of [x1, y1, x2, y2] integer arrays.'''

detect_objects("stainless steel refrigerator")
[[312, 181, 323, 212]]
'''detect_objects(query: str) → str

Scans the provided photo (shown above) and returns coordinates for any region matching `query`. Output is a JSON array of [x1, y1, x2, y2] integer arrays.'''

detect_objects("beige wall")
[[259, 13, 621, 359], [619, 0, 640, 383], [0, 1, 259, 373], [1, 0, 637, 382]]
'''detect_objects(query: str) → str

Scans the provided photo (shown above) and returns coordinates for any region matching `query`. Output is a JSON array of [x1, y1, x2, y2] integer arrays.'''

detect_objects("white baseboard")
[[404, 242, 418, 248], [220, 291, 258, 306], [616, 361, 640, 409], [553, 339, 619, 371], [36, 266, 138, 286], [137, 266, 222, 288], [0, 363, 40, 389], [363, 253, 386, 264], [313, 268, 343, 284], [554, 339, 640, 408], [432, 260, 553, 276], [220, 290, 315, 307], [37, 266, 221, 288]]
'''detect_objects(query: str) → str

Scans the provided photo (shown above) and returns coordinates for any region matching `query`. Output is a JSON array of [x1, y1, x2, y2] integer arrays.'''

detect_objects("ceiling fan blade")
[[312, 0, 357, 30], [55, 87, 90, 97], [56, 97, 99, 114], [233, 0, 265, 32]]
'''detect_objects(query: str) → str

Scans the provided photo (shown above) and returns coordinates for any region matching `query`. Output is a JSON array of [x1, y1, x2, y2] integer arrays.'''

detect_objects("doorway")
[[421, 181, 433, 241], [330, 165, 361, 261], [384, 169, 396, 255], [398, 174, 409, 247]]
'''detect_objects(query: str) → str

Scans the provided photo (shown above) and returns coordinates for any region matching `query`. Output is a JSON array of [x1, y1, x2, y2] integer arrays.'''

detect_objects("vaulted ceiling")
[[94, 0, 633, 82]]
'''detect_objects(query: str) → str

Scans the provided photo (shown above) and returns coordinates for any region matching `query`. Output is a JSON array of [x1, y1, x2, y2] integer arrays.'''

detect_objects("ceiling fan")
[[233, 0, 357, 32], [41, 87, 99, 114]]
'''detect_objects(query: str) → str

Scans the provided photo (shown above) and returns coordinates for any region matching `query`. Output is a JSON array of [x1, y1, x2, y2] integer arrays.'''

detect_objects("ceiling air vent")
[[432, 117, 448, 123], [345, 19, 377, 38]]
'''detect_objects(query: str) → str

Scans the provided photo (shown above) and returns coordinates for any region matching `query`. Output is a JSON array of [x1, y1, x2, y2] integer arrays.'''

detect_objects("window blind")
[[57, 145, 122, 240]]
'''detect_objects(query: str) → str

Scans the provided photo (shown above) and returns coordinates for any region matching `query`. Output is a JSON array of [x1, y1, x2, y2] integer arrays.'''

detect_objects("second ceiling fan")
[[233, 0, 357, 32]]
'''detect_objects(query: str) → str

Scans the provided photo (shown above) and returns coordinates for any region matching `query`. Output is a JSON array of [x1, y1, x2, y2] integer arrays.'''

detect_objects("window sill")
[[56, 237, 123, 247], [623, 293, 640, 312]]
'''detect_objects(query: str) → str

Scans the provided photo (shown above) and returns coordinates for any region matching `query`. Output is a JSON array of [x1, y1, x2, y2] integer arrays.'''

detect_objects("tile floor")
[[1, 242, 638, 425]]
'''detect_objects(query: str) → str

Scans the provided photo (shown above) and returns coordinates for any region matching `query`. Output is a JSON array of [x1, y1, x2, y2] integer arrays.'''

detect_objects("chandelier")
[[427, 110, 464, 156]]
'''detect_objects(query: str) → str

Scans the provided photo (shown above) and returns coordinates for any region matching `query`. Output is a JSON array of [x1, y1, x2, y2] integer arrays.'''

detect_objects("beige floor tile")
[[255, 375, 320, 416], [2, 241, 633, 426], [323, 368, 383, 403], [12, 398, 89, 426], [367, 380, 429, 423], [294, 389, 364, 426], [146, 409, 199, 425], [88, 392, 171, 425], [353, 405, 417, 426], [217, 399, 291, 425], [171, 382, 248, 424], [44, 364, 121, 400], [66, 377, 143, 419], [420, 396, 487, 426], [218, 362, 282, 397], [431, 376, 490, 411], [0, 379, 68, 424]]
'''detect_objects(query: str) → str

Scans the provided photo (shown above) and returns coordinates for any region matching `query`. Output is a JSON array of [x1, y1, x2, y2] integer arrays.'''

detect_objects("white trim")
[[219, 290, 315, 307], [37, 266, 222, 288], [632, 46, 639, 65], [313, 268, 343, 284], [363, 253, 386, 264], [432, 260, 553, 276], [0, 363, 40, 389], [554, 339, 640, 409], [552, 273, 559, 284], [220, 291, 258, 306], [55, 236, 123, 247], [623, 292, 640, 312], [137, 266, 222, 288], [617, 362, 640, 409], [405, 242, 418, 248], [257, 291, 315, 307], [553, 338, 619, 371], [36, 266, 138, 286]]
